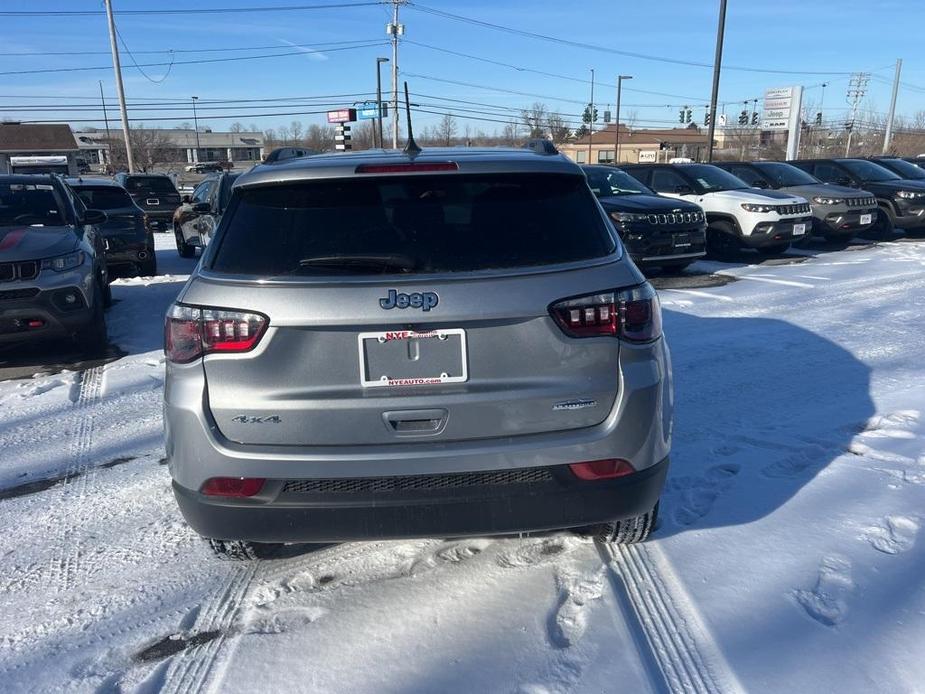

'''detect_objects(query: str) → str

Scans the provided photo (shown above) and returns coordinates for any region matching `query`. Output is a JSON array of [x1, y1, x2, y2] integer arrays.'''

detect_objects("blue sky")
[[1, 0, 923, 135]]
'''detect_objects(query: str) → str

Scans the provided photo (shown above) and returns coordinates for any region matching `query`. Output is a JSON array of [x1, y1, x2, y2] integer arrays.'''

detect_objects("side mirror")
[[192, 202, 211, 213], [81, 209, 107, 225], [674, 184, 693, 195], [182, 194, 192, 204]]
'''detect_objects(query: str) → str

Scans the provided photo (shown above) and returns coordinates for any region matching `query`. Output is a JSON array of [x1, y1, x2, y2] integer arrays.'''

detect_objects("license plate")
[[793, 223, 806, 236], [673, 232, 692, 248], [860, 213, 872, 225], [358, 328, 468, 388]]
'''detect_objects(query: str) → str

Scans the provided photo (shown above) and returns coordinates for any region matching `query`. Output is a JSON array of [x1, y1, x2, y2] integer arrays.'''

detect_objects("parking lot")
[[1, 230, 924, 692]]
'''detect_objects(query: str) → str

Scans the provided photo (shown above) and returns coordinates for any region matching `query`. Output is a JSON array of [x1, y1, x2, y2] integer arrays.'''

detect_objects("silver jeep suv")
[[163, 147, 672, 558]]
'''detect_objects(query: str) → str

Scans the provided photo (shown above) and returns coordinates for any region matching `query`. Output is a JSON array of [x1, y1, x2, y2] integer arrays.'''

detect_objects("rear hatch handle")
[[382, 409, 448, 437]]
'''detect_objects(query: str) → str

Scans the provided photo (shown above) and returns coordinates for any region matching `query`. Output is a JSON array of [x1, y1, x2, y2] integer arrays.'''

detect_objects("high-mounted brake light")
[[354, 162, 459, 174], [549, 283, 662, 342], [165, 304, 268, 363]]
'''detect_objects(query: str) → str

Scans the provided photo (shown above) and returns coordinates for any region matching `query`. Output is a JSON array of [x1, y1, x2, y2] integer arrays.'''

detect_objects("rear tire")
[[575, 502, 659, 544], [175, 226, 196, 258], [140, 253, 158, 277]]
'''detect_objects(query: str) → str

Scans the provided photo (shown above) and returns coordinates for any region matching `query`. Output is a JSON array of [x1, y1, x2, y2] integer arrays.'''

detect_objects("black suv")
[[582, 165, 705, 272], [67, 177, 156, 277], [789, 159, 925, 236], [113, 173, 180, 232], [172, 172, 240, 258], [0, 175, 110, 354]]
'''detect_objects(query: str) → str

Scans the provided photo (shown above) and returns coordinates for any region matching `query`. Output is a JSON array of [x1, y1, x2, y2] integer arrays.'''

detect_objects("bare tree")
[[305, 123, 336, 152], [290, 120, 304, 142], [229, 122, 244, 133], [174, 121, 193, 130], [546, 112, 571, 144], [435, 113, 458, 146], [109, 126, 174, 171], [521, 102, 548, 139]]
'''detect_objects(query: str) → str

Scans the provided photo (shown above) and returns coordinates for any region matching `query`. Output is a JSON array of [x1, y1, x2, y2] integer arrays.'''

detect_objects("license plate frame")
[[860, 213, 872, 225], [793, 223, 806, 236], [673, 232, 692, 248], [357, 328, 468, 388]]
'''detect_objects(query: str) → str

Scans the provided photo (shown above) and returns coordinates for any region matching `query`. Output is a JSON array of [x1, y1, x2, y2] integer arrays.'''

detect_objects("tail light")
[[201, 477, 265, 497], [569, 459, 636, 480], [165, 304, 268, 363], [549, 283, 662, 342]]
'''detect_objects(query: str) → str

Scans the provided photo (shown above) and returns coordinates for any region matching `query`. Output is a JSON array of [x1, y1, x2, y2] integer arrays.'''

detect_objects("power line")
[[0, 42, 387, 77], [0, 38, 382, 58], [0, 3, 383, 17], [407, 3, 863, 76]]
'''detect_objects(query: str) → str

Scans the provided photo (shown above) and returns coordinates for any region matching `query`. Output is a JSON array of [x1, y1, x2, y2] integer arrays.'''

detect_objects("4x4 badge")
[[379, 289, 438, 311]]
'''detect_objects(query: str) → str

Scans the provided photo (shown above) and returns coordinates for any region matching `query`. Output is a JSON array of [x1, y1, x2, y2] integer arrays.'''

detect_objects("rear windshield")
[[123, 176, 177, 194], [0, 182, 67, 227], [210, 173, 616, 276], [73, 186, 134, 210]]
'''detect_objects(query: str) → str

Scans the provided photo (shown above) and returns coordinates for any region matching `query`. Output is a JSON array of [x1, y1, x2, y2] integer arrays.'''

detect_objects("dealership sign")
[[761, 86, 799, 131], [326, 108, 357, 124], [638, 150, 657, 163]]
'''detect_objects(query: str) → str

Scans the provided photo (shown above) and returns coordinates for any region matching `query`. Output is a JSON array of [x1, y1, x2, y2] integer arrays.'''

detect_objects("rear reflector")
[[165, 304, 268, 363], [355, 162, 459, 174], [569, 459, 636, 480], [201, 477, 266, 498]]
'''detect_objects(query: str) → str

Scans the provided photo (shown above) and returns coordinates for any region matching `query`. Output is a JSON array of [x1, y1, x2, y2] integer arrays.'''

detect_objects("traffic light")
[[686, 108, 692, 124], [751, 112, 758, 126], [738, 110, 748, 125], [815, 111, 822, 126], [679, 109, 685, 124], [603, 110, 612, 123]]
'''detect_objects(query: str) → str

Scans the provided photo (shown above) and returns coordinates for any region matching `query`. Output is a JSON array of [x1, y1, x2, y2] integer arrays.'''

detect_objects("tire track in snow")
[[597, 540, 744, 694], [46, 366, 105, 593]]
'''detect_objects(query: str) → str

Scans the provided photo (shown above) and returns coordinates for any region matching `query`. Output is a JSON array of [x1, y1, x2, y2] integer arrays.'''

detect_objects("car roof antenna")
[[402, 81, 422, 158]]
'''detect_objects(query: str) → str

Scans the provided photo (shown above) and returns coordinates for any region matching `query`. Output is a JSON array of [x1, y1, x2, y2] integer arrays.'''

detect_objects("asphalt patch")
[[133, 630, 223, 663]]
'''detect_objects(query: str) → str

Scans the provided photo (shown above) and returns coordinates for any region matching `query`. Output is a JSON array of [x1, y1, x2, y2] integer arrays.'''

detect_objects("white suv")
[[622, 163, 812, 256]]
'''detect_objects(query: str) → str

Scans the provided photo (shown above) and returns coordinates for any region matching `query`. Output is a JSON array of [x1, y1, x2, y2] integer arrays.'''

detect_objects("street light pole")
[[191, 96, 200, 162], [706, 0, 728, 162], [103, 0, 134, 172], [615, 75, 632, 164], [376, 57, 389, 149], [588, 68, 595, 162]]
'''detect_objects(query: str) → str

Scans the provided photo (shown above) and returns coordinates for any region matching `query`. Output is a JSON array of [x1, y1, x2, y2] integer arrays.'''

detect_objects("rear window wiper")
[[297, 254, 417, 274]]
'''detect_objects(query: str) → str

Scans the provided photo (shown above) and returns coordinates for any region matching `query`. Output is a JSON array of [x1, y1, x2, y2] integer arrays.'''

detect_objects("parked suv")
[[789, 159, 925, 237], [113, 173, 180, 232], [621, 163, 812, 256], [67, 177, 156, 277], [713, 161, 877, 244], [582, 165, 706, 272], [164, 148, 672, 558], [172, 172, 239, 258], [0, 175, 110, 354]]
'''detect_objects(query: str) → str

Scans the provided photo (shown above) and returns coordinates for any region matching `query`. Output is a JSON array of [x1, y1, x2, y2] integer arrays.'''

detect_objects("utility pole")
[[103, 0, 134, 172], [706, 0, 727, 162], [615, 75, 632, 164], [845, 72, 869, 157], [191, 96, 201, 162], [882, 58, 903, 155], [815, 82, 828, 156], [588, 68, 595, 162], [98, 81, 111, 170], [376, 57, 389, 149], [387, 1, 405, 149]]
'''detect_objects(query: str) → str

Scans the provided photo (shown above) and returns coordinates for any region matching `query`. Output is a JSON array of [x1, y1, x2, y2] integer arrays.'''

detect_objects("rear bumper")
[[172, 456, 669, 542], [143, 211, 174, 231]]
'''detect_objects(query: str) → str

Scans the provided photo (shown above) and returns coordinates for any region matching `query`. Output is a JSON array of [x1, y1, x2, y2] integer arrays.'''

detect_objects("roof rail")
[[263, 146, 317, 164], [522, 139, 558, 155]]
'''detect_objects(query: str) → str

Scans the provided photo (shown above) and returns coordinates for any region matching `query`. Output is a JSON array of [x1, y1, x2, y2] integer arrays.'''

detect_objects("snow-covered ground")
[[1, 234, 924, 693]]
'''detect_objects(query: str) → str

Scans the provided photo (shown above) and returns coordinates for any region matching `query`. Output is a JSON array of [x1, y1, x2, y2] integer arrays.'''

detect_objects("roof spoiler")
[[263, 146, 316, 164], [522, 139, 558, 155]]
